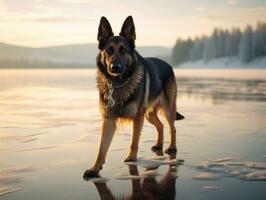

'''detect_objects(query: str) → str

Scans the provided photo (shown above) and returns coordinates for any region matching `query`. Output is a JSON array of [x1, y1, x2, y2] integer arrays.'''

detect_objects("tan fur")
[[124, 111, 145, 161], [143, 72, 150, 107], [91, 118, 116, 172], [146, 109, 164, 147], [97, 64, 144, 110], [143, 77, 177, 150], [104, 41, 133, 71], [94, 72, 177, 171], [161, 78, 177, 149]]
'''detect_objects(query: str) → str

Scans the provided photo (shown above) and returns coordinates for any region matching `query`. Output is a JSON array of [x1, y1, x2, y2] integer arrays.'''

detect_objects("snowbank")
[[177, 56, 266, 68]]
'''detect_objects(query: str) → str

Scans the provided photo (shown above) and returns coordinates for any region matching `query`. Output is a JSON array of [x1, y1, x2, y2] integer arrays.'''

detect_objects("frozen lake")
[[0, 69, 266, 200]]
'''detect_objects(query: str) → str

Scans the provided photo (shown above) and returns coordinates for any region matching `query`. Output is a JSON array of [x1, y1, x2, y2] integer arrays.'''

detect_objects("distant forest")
[[172, 22, 266, 65]]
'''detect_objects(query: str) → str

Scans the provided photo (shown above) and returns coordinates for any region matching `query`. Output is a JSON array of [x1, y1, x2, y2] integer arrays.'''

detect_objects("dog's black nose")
[[111, 64, 122, 73]]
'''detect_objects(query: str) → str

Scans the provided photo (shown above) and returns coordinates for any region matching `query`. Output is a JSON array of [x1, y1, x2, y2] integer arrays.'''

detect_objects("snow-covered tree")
[[231, 27, 242, 56], [172, 22, 266, 65], [216, 29, 226, 57], [172, 38, 193, 65], [225, 30, 233, 56], [252, 22, 266, 57], [189, 36, 204, 61], [203, 37, 214, 61], [239, 25, 254, 63]]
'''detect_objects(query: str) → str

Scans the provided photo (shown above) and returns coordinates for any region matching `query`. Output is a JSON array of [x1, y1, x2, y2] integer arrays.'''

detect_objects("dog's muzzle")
[[110, 64, 124, 74]]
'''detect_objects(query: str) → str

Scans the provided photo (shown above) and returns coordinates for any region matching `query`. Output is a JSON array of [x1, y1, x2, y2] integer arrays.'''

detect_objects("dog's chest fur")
[[97, 65, 145, 118]]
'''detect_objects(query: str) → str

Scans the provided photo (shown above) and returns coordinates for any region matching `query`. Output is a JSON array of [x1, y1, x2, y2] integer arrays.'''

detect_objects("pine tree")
[[239, 25, 254, 63], [252, 22, 266, 57], [171, 22, 266, 65]]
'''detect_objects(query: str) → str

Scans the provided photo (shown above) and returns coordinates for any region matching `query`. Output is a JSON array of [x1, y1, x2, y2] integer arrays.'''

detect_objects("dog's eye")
[[120, 47, 127, 54], [106, 47, 113, 55]]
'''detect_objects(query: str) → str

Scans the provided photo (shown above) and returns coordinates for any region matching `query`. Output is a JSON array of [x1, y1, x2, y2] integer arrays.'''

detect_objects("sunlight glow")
[[0, 0, 265, 47]]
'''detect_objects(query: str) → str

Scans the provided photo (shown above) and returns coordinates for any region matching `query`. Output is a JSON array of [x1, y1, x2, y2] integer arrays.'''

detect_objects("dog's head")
[[97, 16, 136, 77]]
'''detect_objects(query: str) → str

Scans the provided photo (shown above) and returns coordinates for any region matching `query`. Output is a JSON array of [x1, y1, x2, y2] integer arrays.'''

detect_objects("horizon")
[[0, 0, 266, 47], [0, 41, 173, 48]]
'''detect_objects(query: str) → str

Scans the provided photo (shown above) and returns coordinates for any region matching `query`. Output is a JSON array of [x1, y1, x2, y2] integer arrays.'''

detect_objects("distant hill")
[[0, 43, 171, 68]]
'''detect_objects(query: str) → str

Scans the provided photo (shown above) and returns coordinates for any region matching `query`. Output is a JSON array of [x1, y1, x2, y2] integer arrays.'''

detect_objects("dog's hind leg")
[[162, 103, 177, 154], [124, 112, 144, 162], [162, 78, 177, 154], [146, 110, 164, 151], [83, 118, 116, 179]]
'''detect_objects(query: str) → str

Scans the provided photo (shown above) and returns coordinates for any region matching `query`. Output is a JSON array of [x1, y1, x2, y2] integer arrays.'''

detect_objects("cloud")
[[0, 0, 7, 10], [0, 0, 99, 23], [13, 16, 94, 23], [56, 0, 94, 3], [227, 0, 237, 5], [195, 6, 206, 12], [37, 0, 101, 5], [29, 16, 95, 23], [204, 6, 266, 26], [0, 13, 96, 23]]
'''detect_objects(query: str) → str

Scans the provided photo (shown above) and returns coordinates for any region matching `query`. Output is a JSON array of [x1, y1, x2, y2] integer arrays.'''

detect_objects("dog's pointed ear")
[[97, 16, 114, 50], [119, 16, 136, 49]]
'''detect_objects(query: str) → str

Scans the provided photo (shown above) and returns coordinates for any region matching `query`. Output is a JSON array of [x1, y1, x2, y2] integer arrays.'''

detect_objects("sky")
[[0, 0, 265, 47]]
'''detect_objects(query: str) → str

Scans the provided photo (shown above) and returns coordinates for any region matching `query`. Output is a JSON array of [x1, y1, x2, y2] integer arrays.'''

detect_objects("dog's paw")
[[151, 145, 163, 151], [83, 169, 99, 180], [165, 147, 177, 154]]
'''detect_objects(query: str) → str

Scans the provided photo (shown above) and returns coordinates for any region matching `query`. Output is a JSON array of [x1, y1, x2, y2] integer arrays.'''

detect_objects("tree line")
[[172, 22, 266, 65]]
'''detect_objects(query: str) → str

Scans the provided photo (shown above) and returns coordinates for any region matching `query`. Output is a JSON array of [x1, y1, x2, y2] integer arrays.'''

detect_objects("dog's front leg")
[[83, 118, 116, 179], [124, 113, 144, 162]]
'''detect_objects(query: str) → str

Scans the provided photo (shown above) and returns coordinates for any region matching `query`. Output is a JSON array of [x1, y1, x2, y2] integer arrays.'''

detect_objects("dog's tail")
[[175, 112, 184, 120]]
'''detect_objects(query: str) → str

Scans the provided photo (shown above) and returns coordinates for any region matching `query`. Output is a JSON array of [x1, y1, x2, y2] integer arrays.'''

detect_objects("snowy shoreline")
[[177, 56, 266, 68]]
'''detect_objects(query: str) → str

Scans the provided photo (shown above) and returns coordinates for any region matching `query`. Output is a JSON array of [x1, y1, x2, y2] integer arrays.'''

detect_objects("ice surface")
[[0, 164, 34, 197], [202, 185, 223, 191], [126, 156, 184, 168], [144, 155, 168, 161], [0, 174, 19, 184], [240, 171, 266, 181], [114, 156, 181, 180], [49, 159, 79, 167], [0, 164, 34, 174], [208, 157, 235, 162], [90, 177, 109, 183], [194, 158, 266, 181], [110, 147, 127, 152], [193, 172, 221, 180], [12, 146, 57, 153], [1, 69, 266, 199], [0, 186, 21, 197], [141, 169, 161, 177], [116, 169, 161, 180], [116, 175, 144, 180]]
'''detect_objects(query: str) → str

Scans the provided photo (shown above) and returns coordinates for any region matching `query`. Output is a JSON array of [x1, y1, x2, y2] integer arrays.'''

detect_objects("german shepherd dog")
[[83, 16, 184, 179]]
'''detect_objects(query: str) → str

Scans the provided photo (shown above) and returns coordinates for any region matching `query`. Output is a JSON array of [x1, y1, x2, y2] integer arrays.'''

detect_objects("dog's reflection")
[[92, 152, 178, 200]]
